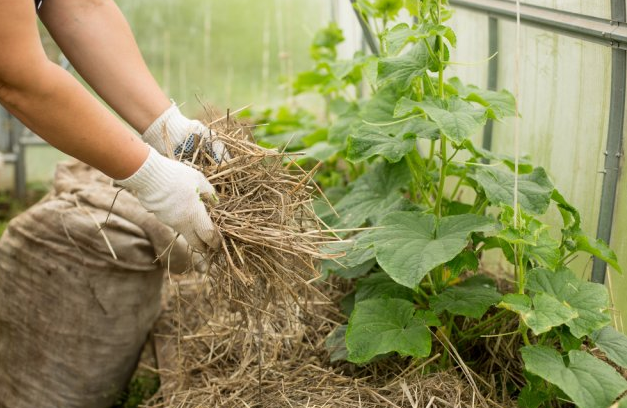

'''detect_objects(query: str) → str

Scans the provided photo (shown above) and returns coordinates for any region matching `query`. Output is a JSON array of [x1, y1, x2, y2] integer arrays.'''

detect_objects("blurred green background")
[[119, 0, 328, 114], [0, 0, 329, 188]]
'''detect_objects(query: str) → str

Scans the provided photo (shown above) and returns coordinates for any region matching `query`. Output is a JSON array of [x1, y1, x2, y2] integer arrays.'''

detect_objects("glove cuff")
[[115, 146, 172, 196], [142, 103, 195, 155]]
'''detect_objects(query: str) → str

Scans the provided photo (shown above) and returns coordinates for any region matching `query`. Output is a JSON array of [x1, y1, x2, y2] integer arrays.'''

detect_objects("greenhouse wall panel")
[[448, 9, 490, 89], [451, 8, 627, 327], [493, 23, 610, 251], [609, 69, 627, 332], [520, 0, 611, 19]]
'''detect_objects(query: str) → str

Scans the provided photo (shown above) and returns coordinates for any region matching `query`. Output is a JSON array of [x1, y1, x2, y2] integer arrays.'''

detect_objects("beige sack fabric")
[[0, 161, 192, 408]]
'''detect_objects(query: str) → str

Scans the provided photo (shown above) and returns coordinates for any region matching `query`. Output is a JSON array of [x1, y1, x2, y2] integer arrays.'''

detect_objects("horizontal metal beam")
[[450, 0, 627, 49]]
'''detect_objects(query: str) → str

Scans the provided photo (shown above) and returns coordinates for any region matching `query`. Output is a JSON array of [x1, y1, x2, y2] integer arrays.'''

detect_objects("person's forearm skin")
[[0, 62, 148, 180], [0, 0, 148, 180], [39, 0, 171, 134]]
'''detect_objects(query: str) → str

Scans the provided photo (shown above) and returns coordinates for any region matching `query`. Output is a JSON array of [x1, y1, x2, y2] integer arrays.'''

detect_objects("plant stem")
[[426, 272, 438, 295], [450, 175, 464, 201], [517, 243, 526, 294], [436, 0, 445, 98], [433, 0, 447, 218], [459, 309, 509, 339], [423, 73, 437, 97], [520, 322, 532, 346], [434, 137, 448, 217], [473, 200, 489, 215]]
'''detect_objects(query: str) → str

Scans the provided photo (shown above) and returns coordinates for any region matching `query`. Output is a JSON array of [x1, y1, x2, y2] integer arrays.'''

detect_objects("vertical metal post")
[[591, 1, 626, 284], [482, 17, 499, 154], [348, 0, 379, 55]]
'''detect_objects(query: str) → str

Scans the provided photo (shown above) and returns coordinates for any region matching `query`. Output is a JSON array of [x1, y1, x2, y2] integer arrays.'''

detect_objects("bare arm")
[[0, 0, 147, 180], [38, 0, 171, 134]]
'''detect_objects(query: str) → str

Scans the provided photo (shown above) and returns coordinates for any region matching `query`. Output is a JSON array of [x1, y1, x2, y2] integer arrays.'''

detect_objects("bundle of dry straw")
[[168, 108, 337, 315]]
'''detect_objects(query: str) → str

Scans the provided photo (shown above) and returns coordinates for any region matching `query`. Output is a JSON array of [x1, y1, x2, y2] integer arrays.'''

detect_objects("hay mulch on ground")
[[142, 275, 515, 408]]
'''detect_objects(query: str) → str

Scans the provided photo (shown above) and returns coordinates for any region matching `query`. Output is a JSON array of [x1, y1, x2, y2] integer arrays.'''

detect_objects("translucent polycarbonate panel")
[[448, 8, 490, 89], [521, 0, 612, 20], [119, 0, 331, 113], [333, 0, 365, 60], [492, 21, 612, 279]]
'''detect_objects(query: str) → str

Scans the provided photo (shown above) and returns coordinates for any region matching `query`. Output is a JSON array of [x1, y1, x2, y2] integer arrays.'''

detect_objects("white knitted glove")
[[142, 103, 230, 162], [115, 147, 221, 252]]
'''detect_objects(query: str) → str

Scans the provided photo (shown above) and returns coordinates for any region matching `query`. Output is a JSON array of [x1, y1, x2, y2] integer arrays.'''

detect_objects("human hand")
[[115, 147, 221, 252], [142, 103, 230, 163]]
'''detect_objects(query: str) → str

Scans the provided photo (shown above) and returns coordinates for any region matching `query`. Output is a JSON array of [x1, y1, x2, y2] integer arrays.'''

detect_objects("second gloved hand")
[[142, 103, 230, 162], [116, 147, 220, 252]]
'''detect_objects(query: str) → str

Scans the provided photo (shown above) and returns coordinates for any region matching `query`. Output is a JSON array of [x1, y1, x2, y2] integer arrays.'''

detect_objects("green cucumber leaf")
[[394, 97, 485, 144], [521, 346, 627, 408], [615, 396, 627, 408], [346, 298, 439, 363], [361, 83, 406, 123], [377, 43, 430, 89], [383, 23, 456, 56], [526, 229, 561, 269], [430, 278, 501, 319], [556, 326, 583, 352], [320, 235, 376, 279], [461, 139, 533, 173], [590, 326, 627, 369], [325, 325, 348, 362], [573, 233, 622, 273], [328, 103, 361, 145], [551, 189, 581, 232], [298, 141, 338, 162], [346, 125, 417, 163], [371, 212, 495, 289], [517, 383, 553, 408], [526, 268, 611, 338], [395, 97, 486, 143], [473, 167, 554, 215], [499, 293, 577, 335], [445, 249, 479, 279], [331, 161, 412, 228], [355, 272, 415, 302], [448, 77, 516, 119]]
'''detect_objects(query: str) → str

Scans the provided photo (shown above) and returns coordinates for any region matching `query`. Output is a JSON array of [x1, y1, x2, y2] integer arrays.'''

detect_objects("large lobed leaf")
[[499, 293, 577, 335], [430, 276, 502, 319], [395, 97, 486, 143], [346, 298, 440, 363], [355, 271, 415, 302], [346, 125, 417, 163], [331, 161, 412, 228], [521, 346, 627, 408], [448, 77, 516, 119], [370, 212, 495, 289], [526, 268, 611, 338], [473, 167, 554, 215], [590, 325, 627, 369], [377, 43, 430, 89], [383, 22, 456, 56]]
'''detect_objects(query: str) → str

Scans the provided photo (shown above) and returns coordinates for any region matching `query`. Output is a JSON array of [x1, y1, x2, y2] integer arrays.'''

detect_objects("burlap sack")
[[0, 161, 192, 408]]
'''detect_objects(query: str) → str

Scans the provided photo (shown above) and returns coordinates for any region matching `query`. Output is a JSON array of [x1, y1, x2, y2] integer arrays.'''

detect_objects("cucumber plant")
[[254, 1, 627, 407]]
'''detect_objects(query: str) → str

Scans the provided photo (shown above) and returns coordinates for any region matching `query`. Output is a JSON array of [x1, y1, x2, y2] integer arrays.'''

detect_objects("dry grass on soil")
[[142, 276, 518, 408]]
